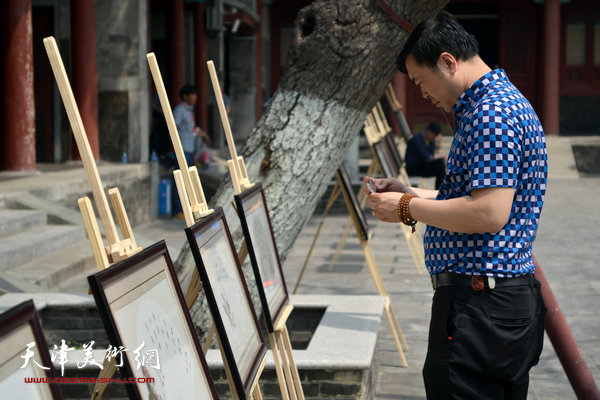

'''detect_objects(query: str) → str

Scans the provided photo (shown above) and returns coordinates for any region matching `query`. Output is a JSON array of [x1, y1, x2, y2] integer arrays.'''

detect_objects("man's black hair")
[[426, 122, 442, 134], [397, 11, 479, 74], [179, 84, 197, 100]]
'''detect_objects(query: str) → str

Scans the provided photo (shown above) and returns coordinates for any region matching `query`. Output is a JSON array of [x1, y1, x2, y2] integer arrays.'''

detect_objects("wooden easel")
[[385, 83, 412, 144], [337, 168, 409, 367], [147, 51, 213, 319], [43, 36, 143, 400], [207, 60, 254, 196], [207, 60, 305, 400], [306, 168, 410, 367], [364, 110, 427, 274], [307, 106, 425, 277], [147, 54, 265, 400], [292, 168, 409, 367]]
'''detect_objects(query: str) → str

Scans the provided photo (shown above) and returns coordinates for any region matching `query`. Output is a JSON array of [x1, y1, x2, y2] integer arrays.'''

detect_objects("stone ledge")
[[206, 294, 384, 370]]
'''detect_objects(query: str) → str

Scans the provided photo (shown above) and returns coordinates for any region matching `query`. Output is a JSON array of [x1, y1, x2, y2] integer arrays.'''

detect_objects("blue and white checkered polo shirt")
[[424, 69, 548, 278]]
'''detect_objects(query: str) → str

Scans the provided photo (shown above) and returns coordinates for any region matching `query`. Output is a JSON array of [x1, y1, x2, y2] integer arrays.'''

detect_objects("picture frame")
[[87, 241, 219, 400], [0, 299, 63, 400], [392, 108, 413, 144], [234, 184, 289, 333], [185, 208, 267, 399], [336, 164, 369, 241], [384, 132, 404, 168], [372, 139, 399, 179]]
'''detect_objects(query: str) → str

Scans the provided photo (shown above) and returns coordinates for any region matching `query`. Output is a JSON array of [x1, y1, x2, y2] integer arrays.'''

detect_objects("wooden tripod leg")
[[202, 323, 217, 355], [107, 188, 137, 249], [360, 239, 387, 295], [282, 325, 306, 400], [185, 268, 202, 310], [78, 197, 109, 271], [174, 169, 195, 228], [292, 182, 341, 294], [249, 357, 267, 400], [91, 358, 118, 400], [268, 332, 290, 400], [216, 335, 239, 400], [361, 240, 409, 364], [275, 330, 298, 400], [330, 167, 382, 272], [384, 302, 408, 368], [253, 384, 264, 400], [327, 216, 353, 271], [388, 302, 409, 352]]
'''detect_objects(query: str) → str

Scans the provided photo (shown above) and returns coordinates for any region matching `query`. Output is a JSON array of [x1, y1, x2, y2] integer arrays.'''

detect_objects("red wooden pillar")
[[2, 0, 36, 171], [194, 3, 207, 133], [169, 0, 185, 104], [392, 72, 407, 108], [255, 0, 263, 121], [71, 0, 99, 160], [542, 0, 560, 135], [269, 4, 281, 95]]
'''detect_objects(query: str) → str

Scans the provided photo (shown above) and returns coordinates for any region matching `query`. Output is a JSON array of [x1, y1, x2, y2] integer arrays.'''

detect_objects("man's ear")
[[438, 52, 458, 75]]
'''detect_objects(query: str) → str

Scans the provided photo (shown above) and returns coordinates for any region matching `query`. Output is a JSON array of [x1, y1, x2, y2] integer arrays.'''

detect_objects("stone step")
[[53, 266, 95, 295], [0, 224, 85, 272], [4, 239, 95, 292], [0, 208, 46, 239]]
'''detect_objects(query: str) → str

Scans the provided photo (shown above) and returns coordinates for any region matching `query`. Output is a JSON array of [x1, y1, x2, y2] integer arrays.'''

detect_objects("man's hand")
[[362, 176, 415, 195], [366, 191, 402, 222]]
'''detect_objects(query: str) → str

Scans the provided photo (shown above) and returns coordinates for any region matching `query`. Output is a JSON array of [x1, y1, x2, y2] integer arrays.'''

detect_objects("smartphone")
[[366, 179, 376, 193]]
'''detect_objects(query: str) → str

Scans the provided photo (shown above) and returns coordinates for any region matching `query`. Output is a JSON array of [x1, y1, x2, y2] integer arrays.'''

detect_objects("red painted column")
[[392, 71, 407, 109], [2, 0, 36, 171], [542, 0, 560, 135], [194, 3, 207, 133], [255, 0, 263, 121], [71, 0, 99, 160], [169, 0, 185, 104], [269, 4, 281, 95]]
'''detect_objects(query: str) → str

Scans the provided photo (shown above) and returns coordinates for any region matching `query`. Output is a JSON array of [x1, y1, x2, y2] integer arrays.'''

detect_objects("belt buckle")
[[471, 276, 484, 291]]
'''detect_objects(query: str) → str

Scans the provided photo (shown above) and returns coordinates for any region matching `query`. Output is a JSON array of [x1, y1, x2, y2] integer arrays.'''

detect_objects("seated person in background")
[[405, 122, 446, 189]]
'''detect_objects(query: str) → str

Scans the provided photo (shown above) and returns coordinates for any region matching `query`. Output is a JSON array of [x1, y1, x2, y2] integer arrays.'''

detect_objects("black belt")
[[430, 272, 535, 291]]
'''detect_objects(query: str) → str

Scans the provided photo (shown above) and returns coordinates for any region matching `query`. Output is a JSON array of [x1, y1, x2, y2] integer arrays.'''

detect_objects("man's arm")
[[366, 186, 515, 234], [410, 187, 438, 199], [410, 187, 514, 233]]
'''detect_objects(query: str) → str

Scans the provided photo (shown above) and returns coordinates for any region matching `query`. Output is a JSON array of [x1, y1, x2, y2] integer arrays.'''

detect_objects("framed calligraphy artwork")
[[234, 184, 289, 332], [185, 208, 266, 399], [88, 241, 218, 400]]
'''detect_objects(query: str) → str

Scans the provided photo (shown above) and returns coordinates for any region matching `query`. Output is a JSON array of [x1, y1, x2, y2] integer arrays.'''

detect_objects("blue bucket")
[[158, 178, 171, 215]]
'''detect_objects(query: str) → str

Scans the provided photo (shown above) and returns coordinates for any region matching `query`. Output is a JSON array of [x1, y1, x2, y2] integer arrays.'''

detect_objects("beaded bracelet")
[[397, 193, 417, 233]]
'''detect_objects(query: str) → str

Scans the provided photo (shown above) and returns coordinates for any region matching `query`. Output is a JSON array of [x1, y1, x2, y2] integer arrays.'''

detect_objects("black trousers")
[[406, 158, 446, 189], [423, 275, 546, 400]]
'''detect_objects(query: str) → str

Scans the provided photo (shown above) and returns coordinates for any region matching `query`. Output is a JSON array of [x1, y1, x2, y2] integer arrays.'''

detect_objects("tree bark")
[[177, 0, 447, 336]]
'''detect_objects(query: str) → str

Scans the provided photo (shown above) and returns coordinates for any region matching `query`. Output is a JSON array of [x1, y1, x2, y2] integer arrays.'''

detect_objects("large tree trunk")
[[177, 0, 447, 335]]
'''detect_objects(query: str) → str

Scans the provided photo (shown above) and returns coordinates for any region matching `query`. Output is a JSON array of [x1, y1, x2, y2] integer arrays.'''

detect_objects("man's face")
[[405, 54, 456, 113], [183, 93, 197, 106], [425, 129, 439, 142]]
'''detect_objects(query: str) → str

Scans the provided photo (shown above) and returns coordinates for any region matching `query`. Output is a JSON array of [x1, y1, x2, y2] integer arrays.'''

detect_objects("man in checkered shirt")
[[365, 11, 547, 399]]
